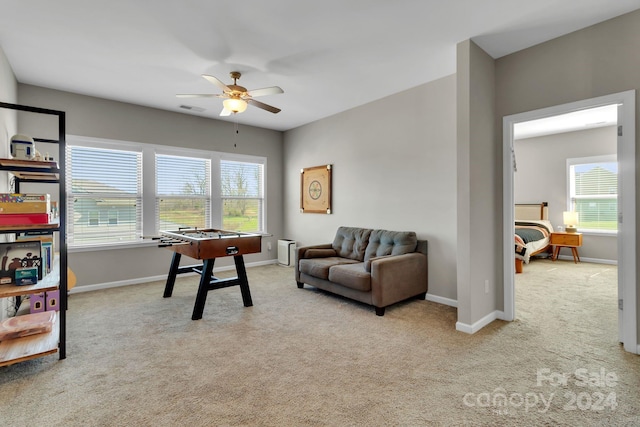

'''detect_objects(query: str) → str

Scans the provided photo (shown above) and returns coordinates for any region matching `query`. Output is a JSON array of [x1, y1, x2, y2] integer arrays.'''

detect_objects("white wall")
[[283, 75, 457, 301], [17, 84, 284, 289], [515, 126, 617, 262]]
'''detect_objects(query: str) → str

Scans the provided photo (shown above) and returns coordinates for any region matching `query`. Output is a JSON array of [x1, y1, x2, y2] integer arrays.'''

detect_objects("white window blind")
[[568, 157, 617, 232], [156, 154, 211, 231], [66, 146, 142, 245], [220, 160, 264, 232]]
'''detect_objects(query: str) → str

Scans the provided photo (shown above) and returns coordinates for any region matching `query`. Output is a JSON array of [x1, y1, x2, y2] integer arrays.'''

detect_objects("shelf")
[[0, 102, 66, 365], [0, 259, 60, 298], [0, 310, 59, 367], [0, 219, 59, 234], [0, 158, 59, 181]]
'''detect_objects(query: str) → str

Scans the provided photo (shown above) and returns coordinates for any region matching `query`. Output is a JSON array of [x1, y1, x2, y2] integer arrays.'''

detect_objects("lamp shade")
[[223, 98, 248, 113], [563, 211, 579, 232], [563, 211, 579, 226]]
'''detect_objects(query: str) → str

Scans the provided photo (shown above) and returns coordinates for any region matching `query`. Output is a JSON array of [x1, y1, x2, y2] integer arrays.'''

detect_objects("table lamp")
[[563, 211, 579, 233]]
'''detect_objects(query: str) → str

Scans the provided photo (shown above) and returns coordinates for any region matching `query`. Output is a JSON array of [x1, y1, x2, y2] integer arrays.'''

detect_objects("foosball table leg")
[[191, 258, 215, 320], [163, 252, 182, 298], [234, 255, 253, 307]]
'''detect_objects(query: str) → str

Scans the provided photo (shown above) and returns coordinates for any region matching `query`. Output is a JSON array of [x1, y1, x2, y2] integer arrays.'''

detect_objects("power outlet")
[[484, 279, 489, 294], [267, 242, 272, 251]]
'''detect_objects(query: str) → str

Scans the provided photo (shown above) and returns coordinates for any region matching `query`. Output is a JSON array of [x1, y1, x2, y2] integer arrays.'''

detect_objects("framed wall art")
[[300, 164, 332, 214]]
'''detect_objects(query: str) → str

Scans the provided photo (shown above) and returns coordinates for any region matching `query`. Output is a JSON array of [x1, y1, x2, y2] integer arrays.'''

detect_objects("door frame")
[[502, 90, 637, 354]]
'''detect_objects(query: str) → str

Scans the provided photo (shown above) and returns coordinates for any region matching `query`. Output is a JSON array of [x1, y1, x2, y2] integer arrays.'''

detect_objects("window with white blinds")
[[568, 155, 617, 233], [156, 154, 211, 230], [66, 145, 143, 245], [66, 136, 267, 248], [220, 160, 264, 233]]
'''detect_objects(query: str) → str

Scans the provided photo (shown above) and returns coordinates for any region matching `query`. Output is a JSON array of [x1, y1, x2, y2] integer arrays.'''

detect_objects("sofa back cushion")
[[364, 229, 418, 262], [332, 227, 372, 261]]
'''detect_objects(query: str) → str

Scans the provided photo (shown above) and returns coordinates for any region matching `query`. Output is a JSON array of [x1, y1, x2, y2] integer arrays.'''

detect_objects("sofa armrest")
[[370, 252, 428, 309]]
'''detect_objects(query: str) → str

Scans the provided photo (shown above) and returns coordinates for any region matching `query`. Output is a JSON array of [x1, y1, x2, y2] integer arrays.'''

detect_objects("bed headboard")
[[515, 202, 548, 221]]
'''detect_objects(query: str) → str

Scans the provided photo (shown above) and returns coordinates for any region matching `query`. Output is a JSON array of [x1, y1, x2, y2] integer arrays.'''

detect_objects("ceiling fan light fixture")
[[223, 98, 248, 113]]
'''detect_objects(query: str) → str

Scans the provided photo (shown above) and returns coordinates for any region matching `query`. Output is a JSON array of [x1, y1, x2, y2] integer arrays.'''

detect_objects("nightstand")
[[550, 232, 583, 263]]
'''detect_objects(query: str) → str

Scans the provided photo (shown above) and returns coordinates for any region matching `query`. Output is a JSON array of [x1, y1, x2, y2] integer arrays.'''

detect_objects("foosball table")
[[158, 228, 262, 320]]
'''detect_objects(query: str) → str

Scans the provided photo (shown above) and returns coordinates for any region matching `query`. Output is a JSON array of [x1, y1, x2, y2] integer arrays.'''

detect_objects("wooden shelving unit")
[[0, 102, 67, 367]]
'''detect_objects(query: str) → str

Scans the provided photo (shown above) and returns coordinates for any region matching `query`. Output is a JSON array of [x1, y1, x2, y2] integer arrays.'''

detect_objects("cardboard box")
[[0, 241, 43, 284], [0, 193, 50, 214], [46, 290, 60, 311], [15, 267, 38, 285], [30, 293, 46, 313]]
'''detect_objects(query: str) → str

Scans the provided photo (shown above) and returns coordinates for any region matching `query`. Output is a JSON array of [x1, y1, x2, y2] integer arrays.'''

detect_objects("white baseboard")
[[70, 259, 279, 294], [425, 293, 457, 308], [556, 255, 617, 265], [456, 310, 503, 334]]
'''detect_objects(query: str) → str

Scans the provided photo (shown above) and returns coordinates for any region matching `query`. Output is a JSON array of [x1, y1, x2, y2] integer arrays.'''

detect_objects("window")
[[220, 159, 264, 233], [67, 145, 143, 245], [568, 155, 617, 232], [156, 154, 211, 230], [66, 136, 267, 248]]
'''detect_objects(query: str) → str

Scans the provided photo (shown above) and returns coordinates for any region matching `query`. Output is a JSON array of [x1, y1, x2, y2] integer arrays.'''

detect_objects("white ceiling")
[[1, 1, 639, 132], [514, 104, 619, 139]]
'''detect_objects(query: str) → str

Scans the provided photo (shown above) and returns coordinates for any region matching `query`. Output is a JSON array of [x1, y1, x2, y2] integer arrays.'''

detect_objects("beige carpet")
[[1, 260, 639, 426]]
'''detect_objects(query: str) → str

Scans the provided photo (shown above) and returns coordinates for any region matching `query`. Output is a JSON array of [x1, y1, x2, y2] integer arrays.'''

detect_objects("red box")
[[0, 213, 51, 225], [30, 293, 46, 313]]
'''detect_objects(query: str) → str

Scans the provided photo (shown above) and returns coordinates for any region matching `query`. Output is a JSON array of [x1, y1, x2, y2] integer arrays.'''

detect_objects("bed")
[[514, 202, 554, 273]]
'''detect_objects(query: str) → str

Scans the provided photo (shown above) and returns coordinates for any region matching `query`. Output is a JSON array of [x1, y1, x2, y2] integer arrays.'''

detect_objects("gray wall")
[[514, 126, 617, 262], [283, 75, 458, 302], [482, 9, 640, 338], [17, 85, 284, 288], [456, 40, 499, 327]]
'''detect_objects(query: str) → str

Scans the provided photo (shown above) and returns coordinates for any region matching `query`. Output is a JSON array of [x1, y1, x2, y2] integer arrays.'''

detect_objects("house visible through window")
[[568, 155, 617, 233], [67, 144, 142, 245]]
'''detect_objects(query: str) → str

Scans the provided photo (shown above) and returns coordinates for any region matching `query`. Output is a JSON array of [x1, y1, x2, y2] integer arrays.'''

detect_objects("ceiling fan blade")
[[202, 74, 231, 92], [248, 98, 281, 114], [246, 86, 284, 98], [219, 107, 232, 117], [176, 94, 218, 98]]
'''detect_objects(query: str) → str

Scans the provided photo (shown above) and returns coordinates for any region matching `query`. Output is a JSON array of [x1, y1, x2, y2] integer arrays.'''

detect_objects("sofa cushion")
[[332, 227, 372, 261], [299, 257, 360, 280], [364, 229, 418, 262], [328, 263, 371, 291]]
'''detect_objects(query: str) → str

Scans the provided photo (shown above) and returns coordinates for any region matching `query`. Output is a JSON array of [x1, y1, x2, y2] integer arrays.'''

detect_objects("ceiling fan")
[[177, 71, 283, 116]]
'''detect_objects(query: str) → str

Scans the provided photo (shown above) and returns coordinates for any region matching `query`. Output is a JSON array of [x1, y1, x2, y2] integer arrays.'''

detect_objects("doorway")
[[502, 91, 637, 354]]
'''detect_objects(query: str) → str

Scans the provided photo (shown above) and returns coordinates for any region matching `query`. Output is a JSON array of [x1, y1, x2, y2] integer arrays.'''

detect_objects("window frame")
[[566, 154, 618, 235], [219, 153, 266, 234]]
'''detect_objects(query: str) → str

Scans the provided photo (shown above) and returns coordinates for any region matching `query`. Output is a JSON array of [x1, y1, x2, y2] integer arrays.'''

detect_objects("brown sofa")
[[295, 226, 428, 315]]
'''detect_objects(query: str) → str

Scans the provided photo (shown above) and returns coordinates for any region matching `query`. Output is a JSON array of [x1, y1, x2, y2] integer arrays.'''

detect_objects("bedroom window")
[[67, 144, 143, 245], [567, 155, 617, 233]]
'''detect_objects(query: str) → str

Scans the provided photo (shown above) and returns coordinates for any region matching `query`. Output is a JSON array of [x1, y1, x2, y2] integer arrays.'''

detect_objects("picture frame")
[[300, 164, 332, 214]]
